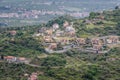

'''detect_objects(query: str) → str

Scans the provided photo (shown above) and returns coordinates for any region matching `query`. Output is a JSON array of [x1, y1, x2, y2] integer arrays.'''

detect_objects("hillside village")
[[2, 25, 120, 62], [33, 20, 120, 54], [0, 7, 120, 80]]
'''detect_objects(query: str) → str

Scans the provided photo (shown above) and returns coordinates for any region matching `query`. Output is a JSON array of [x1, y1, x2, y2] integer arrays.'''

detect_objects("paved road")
[[45, 46, 110, 54], [45, 48, 71, 54], [25, 63, 41, 67], [76, 48, 111, 54]]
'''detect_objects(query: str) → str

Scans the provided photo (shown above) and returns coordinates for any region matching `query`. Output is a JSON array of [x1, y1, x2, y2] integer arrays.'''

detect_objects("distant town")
[[0, 0, 119, 26], [0, 10, 89, 19]]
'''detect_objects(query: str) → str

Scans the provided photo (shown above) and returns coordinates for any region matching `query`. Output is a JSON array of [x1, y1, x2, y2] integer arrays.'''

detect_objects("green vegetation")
[[74, 9, 120, 37], [0, 8, 120, 80], [0, 25, 44, 58], [41, 56, 66, 67], [0, 47, 120, 80]]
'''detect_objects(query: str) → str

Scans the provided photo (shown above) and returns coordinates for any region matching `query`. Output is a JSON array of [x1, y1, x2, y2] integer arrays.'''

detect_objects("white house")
[[52, 23, 59, 30]]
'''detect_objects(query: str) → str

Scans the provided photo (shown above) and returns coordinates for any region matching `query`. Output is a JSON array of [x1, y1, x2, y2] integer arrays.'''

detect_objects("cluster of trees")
[[43, 47, 120, 80], [75, 8, 120, 37], [0, 25, 44, 58], [0, 62, 42, 80], [46, 15, 74, 28], [41, 56, 66, 67], [0, 47, 120, 80]]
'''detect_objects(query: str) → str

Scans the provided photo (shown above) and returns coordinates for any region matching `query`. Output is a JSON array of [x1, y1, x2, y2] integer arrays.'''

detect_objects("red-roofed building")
[[28, 72, 38, 80], [44, 36, 53, 43], [9, 30, 17, 36], [4, 56, 17, 63], [106, 36, 119, 44], [48, 43, 57, 50], [63, 21, 69, 27], [17, 57, 27, 63], [76, 38, 86, 45], [93, 45, 102, 51], [91, 38, 101, 45]]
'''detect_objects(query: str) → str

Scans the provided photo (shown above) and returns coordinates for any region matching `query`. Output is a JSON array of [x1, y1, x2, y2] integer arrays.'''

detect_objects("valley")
[[0, 0, 120, 27]]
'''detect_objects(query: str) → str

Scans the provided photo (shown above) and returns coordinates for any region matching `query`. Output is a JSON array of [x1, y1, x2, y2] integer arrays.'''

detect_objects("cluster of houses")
[[89, 36, 120, 51], [34, 21, 77, 49], [36, 21, 76, 37], [33, 21, 120, 53], [28, 72, 38, 80], [0, 55, 29, 64]]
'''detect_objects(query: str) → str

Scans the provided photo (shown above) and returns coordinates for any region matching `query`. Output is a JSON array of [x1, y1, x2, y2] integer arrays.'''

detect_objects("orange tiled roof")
[[18, 57, 26, 61], [4, 56, 15, 59]]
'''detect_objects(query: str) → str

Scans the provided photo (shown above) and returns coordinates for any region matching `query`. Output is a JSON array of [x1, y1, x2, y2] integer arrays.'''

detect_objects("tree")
[[89, 12, 97, 19], [1, 54, 4, 60], [41, 56, 66, 67], [115, 6, 119, 9]]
